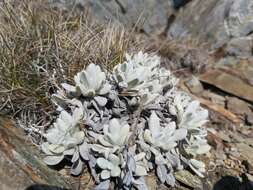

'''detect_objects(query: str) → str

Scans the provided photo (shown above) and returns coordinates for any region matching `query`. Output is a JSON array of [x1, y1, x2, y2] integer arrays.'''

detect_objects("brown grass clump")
[[0, 0, 146, 141]]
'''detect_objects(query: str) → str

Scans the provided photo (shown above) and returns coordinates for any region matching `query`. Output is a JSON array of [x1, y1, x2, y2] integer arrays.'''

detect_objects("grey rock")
[[202, 91, 226, 107], [49, 0, 170, 34], [185, 76, 204, 94], [167, 0, 253, 56], [236, 143, 253, 163], [246, 113, 253, 125], [226, 97, 252, 117], [168, 0, 233, 47], [226, 0, 253, 38], [226, 36, 253, 57], [217, 131, 231, 143], [48, 0, 253, 57], [0, 117, 72, 190]]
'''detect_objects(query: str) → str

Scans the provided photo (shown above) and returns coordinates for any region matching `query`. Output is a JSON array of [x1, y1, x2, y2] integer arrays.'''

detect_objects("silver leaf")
[[79, 141, 90, 161], [94, 180, 110, 190], [156, 165, 167, 183], [71, 159, 84, 176], [94, 96, 108, 107]]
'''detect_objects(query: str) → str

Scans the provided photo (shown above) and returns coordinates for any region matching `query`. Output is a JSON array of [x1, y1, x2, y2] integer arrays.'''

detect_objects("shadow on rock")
[[25, 184, 70, 190], [213, 174, 253, 190]]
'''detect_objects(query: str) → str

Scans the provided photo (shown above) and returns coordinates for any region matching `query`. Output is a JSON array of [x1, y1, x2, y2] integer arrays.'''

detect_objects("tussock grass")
[[0, 0, 146, 140]]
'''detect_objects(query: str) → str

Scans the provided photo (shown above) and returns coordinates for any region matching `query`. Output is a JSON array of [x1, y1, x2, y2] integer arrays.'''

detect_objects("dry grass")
[[0, 0, 146, 140]]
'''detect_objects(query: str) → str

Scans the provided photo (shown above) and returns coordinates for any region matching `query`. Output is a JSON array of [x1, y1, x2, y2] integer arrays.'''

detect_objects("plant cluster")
[[41, 52, 210, 189]]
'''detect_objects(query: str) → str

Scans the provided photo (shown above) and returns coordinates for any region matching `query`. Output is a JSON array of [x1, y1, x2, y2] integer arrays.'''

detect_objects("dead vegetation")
[[0, 1, 147, 136]]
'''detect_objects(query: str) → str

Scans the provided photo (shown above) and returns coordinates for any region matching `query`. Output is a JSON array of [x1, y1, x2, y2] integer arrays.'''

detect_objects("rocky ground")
[[0, 0, 253, 190]]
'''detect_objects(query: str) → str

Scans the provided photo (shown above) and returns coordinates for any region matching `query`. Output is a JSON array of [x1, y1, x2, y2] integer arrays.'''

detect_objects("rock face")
[[49, 0, 253, 57], [167, 0, 253, 56], [0, 117, 71, 190], [199, 69, 253, 103], [49, 0, 170, 34], [226, 36, 253, 57]]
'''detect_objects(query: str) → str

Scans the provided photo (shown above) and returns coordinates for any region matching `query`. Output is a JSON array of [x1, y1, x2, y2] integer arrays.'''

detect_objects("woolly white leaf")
[[94, 96, 107, 107], [48, 144, 65, 154], [189, 159, 206, 178], [71, 160, 84, 176], [101, 170, 110, 179], [97, 158, 110, 169], [43, 155, 64, 165], [156, 165, 167, 183], [74, 64, 111, 96], [79, 142, 89, 160], [41, 142, 53, 155], [91, 144, 112, 156], [74, 131, 85, 144], [108, 154, 120, 165], [99, 118, 130, 148], [71, 150, 79, 163], [134, 152, 146, 162], [110, 165, 121, 177], [132, 176, 149, 190], [166, 172, 176, 187], [94, 180, 110, 190], [170, 128, 187, 141], [148, 111, 160, 138], [144, 112, 187, 151], [64, 148, 75, 156], [135, 165, 147, 176]]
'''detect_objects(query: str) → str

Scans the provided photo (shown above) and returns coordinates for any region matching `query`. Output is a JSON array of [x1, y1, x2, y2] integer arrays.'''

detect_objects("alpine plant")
[[41, 51, 211, 189]]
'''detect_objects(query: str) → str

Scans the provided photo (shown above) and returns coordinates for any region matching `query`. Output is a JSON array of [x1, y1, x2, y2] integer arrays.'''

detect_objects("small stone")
[[230, 133, 245, 143], [230, 147, 238, 152], [227, 97, 252, 115], [246, 113, 253, 125], [226, 36, 253, 57], [202, 91, 226, 107], [185, 76, 204, 94], [229, 151, 241, 159], [215, 152, 227, 161], [207, 131, 222, 149], [218, 131, 231, 142], [200, 70, 253, 103], [245, 138, 253, 147], [242, 160, 253, 174], [236, 143, 253, 164], [216, 159, 225, 165]]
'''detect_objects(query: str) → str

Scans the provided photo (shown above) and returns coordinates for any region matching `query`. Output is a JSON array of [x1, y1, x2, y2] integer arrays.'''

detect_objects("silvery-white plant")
[[144, 111, 187, 151], [62, 63, 111, 97], [97, 153, 122, 179], [168, 93, 211, 156], [41, 51, 211, 189], [41, 103, 85, 166]]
